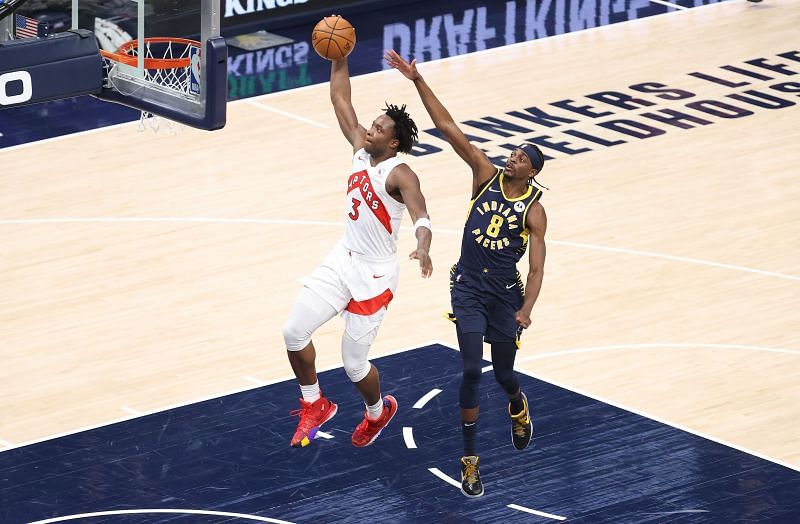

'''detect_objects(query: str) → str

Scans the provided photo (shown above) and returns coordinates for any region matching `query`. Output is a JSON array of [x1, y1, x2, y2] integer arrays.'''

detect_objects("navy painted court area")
[[2, 344, 798, 523]]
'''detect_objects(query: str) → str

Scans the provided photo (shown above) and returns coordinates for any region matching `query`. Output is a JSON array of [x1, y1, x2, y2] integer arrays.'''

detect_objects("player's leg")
[[284, 286, 338, 385], [457, 324, 485, 497], [342, 255, 399, 447], [343, 312, 398, 447], [283, 248, 350, 447], [486, 279, 533, 451], [490, 340, 532, 451], [450, 266, 487, 497], [283, 286, 340, 447], [342, 328, 380, 405]]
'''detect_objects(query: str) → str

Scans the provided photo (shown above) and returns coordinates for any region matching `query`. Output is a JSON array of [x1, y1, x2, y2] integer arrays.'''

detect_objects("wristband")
[[413, 217, 432, 233]]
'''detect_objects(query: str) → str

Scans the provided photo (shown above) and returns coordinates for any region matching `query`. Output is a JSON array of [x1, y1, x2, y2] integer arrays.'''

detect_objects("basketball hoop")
[[100, 37, 202, 133]]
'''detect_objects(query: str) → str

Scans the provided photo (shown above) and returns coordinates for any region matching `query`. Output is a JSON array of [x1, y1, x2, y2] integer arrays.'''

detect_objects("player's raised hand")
[[384, 49, 420, 81], [409, 249, 433, 278]]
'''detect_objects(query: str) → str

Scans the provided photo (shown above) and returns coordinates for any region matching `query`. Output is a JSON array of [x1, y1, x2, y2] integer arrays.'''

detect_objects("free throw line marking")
[[428, 467, 461, 489], [413, 388, 442, 409], [403, 427, 417, 449], [508, 504, 567, 521], [27, 508, 294, 524]]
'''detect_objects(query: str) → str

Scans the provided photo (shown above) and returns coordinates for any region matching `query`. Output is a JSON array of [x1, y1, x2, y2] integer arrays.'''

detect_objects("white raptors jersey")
[[343, 148, 407, 258]]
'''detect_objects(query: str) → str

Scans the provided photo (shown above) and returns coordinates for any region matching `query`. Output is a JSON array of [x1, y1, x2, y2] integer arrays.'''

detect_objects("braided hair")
[[384, 103, 418, 154]]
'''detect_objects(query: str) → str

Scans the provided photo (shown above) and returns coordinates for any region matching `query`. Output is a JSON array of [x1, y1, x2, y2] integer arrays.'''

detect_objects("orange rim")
[[100, 37, 200, 70]]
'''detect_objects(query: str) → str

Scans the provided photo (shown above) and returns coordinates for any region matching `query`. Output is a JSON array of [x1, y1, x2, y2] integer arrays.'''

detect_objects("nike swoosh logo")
[[488, 187, 501, 192], [506, 283, 516, 289], [373, 274, 384, 279]]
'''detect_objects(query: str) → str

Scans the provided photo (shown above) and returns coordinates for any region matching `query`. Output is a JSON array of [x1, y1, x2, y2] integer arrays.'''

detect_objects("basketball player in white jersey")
[[282, 55, 434, 448]]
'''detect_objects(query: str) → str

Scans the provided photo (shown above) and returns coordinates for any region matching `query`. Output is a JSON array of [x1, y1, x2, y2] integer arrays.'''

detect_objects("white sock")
[[366, 397, 384, 420], [300, 382, 321, 403]]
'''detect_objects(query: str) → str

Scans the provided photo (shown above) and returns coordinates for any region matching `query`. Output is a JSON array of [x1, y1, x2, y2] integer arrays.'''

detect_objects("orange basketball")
[[312, 15, 356, 61]]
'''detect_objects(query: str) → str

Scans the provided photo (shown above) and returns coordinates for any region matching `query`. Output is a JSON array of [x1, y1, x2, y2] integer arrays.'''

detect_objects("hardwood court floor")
[[1, 0, 798, 472]]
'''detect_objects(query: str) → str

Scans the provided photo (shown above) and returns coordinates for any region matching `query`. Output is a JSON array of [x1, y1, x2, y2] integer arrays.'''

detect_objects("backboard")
[[73, 0, 227, 130]]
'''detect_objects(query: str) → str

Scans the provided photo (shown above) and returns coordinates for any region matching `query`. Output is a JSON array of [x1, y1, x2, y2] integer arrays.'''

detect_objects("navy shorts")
[[449, 263, 524, 344]]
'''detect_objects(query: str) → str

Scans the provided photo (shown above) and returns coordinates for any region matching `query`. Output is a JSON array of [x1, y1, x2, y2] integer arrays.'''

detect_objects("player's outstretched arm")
[[384, 50, 495, 191], [330, 58, 366, 152], [515, 203, 547, 329], [390, 165, 433, 278]]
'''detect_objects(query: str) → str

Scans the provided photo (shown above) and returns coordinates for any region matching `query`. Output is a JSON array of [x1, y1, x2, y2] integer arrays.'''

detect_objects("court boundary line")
[[245, 100, 329, 128], [2, 217, 797, 282], [0, 0, 736, 153], [515, 343, 800, 362], [649, 0, 688, 10]]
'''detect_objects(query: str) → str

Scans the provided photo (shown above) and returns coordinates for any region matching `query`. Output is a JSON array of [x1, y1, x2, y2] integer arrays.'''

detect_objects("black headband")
[[520, 143, 544, 173]]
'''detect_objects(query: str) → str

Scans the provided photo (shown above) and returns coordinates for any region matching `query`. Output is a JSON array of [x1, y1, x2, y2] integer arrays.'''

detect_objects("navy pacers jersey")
[[459, 168, 542, 274]]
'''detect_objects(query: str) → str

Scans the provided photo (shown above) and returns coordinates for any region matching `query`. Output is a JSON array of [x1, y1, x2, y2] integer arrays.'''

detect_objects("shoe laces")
[[462, 458, 479, 484], [358, 411, 383, 434], [290, 400, 316, 431], [512, 409, 529, 436], [356, 416, 371, 432]]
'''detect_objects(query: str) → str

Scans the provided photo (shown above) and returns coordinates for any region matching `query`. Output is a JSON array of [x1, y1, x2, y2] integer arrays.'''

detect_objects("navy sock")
[[510, 391, 525, 415], [462, 420, 477, 456]]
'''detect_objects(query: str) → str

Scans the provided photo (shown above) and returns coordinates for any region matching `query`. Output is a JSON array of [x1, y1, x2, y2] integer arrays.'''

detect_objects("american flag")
[[15, 14, 40, 39]]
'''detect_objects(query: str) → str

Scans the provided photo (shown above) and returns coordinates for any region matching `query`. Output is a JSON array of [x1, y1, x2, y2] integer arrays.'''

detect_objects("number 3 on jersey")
[[349, 197, 361, 220]]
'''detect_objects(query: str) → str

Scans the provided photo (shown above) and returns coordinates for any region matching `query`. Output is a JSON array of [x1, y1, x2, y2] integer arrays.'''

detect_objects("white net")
[[101, 38, 200, 98], [137, 111, 185, 134], [100, 38, 200, 133]]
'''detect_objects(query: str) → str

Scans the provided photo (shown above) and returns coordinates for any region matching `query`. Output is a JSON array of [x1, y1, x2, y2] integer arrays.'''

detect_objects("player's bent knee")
[[462, 365, 482, 384], [283, 320, 311, 352], [344, 361, 371, 382], [341, 327, 376, 381]]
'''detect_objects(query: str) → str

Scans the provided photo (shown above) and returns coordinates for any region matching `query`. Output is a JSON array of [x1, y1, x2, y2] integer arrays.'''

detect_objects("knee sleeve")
[[458, 329, 484, 409], [491, 341, 520, 395], [283, 287, 337, 351], [341, 329, 374, 382]]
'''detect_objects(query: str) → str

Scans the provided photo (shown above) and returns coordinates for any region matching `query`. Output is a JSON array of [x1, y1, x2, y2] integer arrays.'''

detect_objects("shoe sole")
[[352, 395, 397, 448], [291, 403, 338, 448], [460, 487, 484, 498]]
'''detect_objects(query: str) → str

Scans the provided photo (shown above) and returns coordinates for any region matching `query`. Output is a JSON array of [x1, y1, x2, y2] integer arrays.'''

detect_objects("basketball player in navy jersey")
[[281, 54, 433, 450], [386, 49, 546, 497]]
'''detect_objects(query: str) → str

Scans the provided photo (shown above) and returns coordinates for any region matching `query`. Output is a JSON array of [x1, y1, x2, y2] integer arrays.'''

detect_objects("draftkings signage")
[[221, 0, 382, 28]]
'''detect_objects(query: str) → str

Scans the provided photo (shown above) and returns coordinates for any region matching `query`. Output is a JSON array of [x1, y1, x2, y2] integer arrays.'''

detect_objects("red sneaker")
[[351, 395, 398, 447], [289, 396, 337, 448]]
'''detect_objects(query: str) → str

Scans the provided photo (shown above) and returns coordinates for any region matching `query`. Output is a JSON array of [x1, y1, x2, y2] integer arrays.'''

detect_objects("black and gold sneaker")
[[460, 455, 484, 497], [510, 392, 533, 450]]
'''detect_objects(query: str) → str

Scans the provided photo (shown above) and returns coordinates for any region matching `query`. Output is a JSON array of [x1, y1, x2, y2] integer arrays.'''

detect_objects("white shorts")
[[301, 241, 399, 341]]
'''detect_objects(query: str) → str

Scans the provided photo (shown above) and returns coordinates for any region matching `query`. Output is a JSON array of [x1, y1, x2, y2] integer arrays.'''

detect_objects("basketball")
[[312, 15, 356, 60]]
